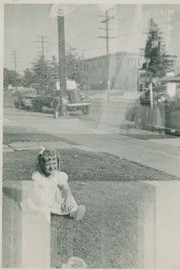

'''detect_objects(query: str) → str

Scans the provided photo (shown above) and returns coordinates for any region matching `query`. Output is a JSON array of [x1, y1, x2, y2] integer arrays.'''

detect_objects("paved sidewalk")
[[149, 137, 180, 147], [60, 133, 180, 178], [89, 89, 139, 101], [3, 140, 96, 153]]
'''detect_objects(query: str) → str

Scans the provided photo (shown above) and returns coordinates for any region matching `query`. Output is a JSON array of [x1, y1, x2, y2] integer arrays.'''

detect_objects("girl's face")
[[44, 159, 58, 176]]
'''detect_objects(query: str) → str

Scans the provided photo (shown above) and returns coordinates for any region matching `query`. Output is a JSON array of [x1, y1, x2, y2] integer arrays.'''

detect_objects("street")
[[75, 99, 130, 132], [69, 91, 135, 134]]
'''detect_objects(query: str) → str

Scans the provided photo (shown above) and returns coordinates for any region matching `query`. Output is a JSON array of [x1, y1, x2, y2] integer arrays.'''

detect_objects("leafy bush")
[[32, 96, 52, 112]]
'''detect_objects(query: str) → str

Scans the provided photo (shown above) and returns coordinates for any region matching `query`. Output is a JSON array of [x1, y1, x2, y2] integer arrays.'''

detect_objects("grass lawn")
[[3, 148, 178, 268], [3, 149, 177, 182]]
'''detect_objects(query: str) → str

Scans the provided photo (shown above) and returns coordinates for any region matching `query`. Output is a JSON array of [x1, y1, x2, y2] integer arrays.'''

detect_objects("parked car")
[[51, 81, 91, 115], [13, 88, 37, 110], [126, 76, 180, 134], [67, 88, 91, 115], [13, 82, 91, 115]]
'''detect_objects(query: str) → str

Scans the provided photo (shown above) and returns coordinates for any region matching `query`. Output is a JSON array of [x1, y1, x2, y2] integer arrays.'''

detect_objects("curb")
[[3, 141, 98, 153]]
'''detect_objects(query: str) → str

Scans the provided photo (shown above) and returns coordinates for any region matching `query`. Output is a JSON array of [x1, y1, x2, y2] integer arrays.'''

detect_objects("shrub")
[[32, 96, 52, 112]]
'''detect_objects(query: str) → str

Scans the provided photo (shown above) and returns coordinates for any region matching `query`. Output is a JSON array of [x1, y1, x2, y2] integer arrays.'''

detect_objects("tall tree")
[[50, 56, 59, 81], [32, 56, 52, 95], [73, 56, 88, 90], [3, 68, 11, 91], [65, 44, 88, 90], [65, 44, 78, 81], [22, 68, 35, 87], [3, 68, 22, 92], [49, 55, 59, 94], [143, 18, 172, 80]]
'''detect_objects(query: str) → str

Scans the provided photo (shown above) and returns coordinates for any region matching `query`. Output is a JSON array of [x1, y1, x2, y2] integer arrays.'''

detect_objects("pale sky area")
[[4, 4, 107, 74], [4, 4, 180, 75]]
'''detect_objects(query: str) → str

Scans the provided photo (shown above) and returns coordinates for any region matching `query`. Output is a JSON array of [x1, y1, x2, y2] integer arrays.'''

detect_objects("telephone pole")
[[37, 36, 48, 95], [50, 4, 78, 117], [37, 35, 48, 60], [12, 50, 18, 91], [98, 10, 115, 99], [57, 13, 67, 117], [13, 50, 17, 73]]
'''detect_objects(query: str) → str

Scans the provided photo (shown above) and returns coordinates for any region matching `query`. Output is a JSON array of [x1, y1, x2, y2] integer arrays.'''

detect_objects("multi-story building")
[[86, 52, 143, 91]]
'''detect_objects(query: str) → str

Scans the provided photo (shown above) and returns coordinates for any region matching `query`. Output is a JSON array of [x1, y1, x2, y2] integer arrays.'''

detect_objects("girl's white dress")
[[21, 170, 78, 215]]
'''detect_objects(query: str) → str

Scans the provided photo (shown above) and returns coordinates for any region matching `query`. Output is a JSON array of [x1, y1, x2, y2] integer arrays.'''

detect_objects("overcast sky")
[[4, 4, 180, 75], [4, 4, 109, 74]]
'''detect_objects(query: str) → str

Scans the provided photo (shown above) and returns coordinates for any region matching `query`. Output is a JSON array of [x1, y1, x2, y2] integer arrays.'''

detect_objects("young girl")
[[21, 148, 86, 221]]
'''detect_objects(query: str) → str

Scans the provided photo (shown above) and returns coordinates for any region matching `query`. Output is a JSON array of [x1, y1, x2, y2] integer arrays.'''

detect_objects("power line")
[[36, 36, 48, 94], [98, 10, 115, 96], [36, 35, 48, 59], [10, 50, 19, 91], [11, 50, 19, 73], [82, 47, 105, 52]]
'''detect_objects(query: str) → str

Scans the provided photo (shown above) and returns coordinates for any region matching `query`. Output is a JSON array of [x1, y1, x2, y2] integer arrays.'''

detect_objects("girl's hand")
[[62, 197, 74, 212]]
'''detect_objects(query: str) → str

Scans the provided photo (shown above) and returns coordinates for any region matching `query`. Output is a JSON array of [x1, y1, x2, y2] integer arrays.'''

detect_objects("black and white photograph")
[[1, 0, 180, 269]]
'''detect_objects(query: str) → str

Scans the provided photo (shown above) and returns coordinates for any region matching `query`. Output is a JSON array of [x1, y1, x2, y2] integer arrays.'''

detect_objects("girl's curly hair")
[[37, 149, 61, 175]]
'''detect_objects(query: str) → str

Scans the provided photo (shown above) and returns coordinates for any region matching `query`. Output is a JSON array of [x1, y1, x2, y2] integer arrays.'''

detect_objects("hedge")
[[32, 96, 52, 112]]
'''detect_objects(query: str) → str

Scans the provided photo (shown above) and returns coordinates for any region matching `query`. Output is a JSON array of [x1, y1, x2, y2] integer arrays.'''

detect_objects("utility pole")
[[13, 50, 18, 91], [37, 36, 48, 95], [37, 35, 48, 60], [41, 35, 45, 60], [105, 11, 109, 82], [57, 14, 67, 117], [98, 10, 114, 100], [50, 4, 77, 117]]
